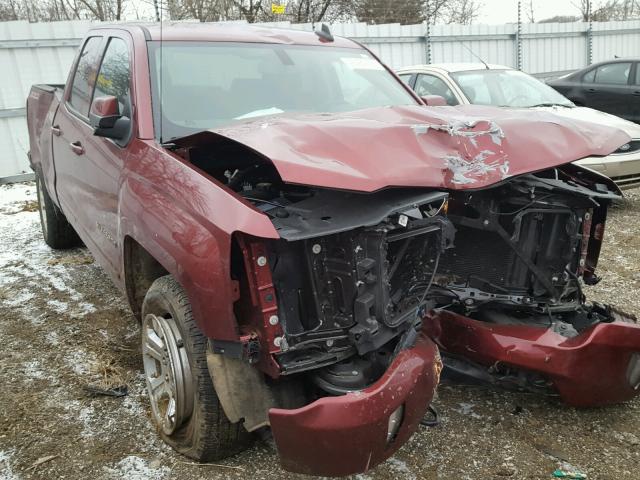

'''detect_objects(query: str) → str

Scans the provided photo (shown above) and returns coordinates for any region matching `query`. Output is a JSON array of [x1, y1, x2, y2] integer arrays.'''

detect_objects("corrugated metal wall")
[[0, 20, 93, 178], [2, 18, 640, 178]]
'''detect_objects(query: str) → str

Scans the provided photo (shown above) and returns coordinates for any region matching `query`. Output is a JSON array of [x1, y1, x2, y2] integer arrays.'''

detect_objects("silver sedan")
[[396, 63, 640, 189]]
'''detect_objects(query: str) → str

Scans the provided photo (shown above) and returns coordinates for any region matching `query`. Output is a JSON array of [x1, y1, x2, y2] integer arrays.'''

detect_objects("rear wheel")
[[35, 171, 80, 249], [141, 275, 252, 461]]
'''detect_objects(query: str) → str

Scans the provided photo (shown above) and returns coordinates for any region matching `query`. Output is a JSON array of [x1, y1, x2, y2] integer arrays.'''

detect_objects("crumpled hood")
[[179, 104, 631, 192], [534, 105, 640, 139]]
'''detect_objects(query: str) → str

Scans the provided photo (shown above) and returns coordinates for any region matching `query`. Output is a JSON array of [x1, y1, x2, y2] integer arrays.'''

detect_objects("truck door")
[[52, 35, 106, 242], [631, 62, 640, 123], [52, 34, 134, 281]]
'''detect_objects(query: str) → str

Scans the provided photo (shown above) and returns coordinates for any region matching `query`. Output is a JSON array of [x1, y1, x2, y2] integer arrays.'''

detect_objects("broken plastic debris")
[[552, 468, 587, 479], [83, 384, 128, 398]]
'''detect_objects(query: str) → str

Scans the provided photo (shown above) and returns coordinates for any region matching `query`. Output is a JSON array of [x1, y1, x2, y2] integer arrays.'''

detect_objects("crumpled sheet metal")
[[176, 104, 630, 192]]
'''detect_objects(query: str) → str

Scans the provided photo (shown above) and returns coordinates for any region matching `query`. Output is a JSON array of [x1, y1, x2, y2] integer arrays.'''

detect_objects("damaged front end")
[[422, 164, 640, 407], [168, 105, 638, 475], [229, 187, 449, 475]]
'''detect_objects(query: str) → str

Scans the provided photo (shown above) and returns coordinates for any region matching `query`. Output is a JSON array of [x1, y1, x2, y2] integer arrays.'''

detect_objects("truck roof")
[[92, 22, 359, 49]]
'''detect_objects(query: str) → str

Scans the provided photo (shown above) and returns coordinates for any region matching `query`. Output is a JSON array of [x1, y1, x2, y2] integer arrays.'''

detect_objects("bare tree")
[[0, 0, 127, 21], [285, 0, 349, 23], [0, 0, 21, 20], [164, 0, 242, 22], [353, 0, 480, 25], [78, 0, 124, 20], [538, 14, 580, 22], [440, 0, 481, 24], [527, 0, 535, 22], [355, 0, 427, 25], [573, 0, 640, 21]]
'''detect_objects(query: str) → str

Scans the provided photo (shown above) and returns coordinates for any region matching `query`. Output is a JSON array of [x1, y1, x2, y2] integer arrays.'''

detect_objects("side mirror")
[[421, 95, 448, 106], [89, 95, 130, 140]]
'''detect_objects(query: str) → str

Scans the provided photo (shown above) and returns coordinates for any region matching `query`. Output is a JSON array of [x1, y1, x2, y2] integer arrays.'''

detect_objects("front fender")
[[119, 139, 279, 340]]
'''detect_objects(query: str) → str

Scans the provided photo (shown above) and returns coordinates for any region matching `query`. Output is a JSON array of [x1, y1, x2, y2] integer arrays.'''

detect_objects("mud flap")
[[206, 349, 276, 431]]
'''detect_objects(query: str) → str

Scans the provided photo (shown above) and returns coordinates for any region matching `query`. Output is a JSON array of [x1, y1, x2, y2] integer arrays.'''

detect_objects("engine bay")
[[174, 139, 633, 401]]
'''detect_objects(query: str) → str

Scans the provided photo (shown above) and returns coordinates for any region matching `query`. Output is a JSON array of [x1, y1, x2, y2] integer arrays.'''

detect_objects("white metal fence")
[[2, 18, 640, 180]]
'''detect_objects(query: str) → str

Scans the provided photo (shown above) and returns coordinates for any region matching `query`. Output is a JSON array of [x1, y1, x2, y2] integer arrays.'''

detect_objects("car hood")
[[174, 104, 630, 192], [533, 105, 640, 139]]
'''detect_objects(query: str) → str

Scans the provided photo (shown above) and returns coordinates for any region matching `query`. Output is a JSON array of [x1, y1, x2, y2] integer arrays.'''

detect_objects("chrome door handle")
[[69, 141, 85, 155]]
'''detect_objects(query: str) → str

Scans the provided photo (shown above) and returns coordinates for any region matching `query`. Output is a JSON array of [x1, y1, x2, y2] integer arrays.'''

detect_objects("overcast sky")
[[477, 0, 581, 24]]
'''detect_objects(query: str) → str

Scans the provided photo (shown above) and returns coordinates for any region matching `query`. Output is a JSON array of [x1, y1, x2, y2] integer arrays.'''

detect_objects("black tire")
[[35, 170, 80, 249], [141, 275, 252, 461]]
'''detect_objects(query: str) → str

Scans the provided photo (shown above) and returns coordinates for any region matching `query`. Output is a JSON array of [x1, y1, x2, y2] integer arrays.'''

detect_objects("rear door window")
[[582, 69, 596, 83], [68, 36, 104, 117], [594, 62, 632, 85]]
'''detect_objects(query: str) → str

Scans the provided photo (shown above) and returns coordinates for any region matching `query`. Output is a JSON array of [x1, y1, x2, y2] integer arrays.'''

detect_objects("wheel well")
[[123, 236, 169, 318]]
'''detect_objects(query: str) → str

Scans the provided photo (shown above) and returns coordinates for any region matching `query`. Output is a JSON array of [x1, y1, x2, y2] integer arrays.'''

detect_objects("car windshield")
[[147, 41, 418, 142], [450, 69, 574, 108]]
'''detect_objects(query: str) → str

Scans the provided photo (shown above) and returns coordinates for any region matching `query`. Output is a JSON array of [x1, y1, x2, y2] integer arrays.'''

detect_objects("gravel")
[[1, 182, 639, 480]]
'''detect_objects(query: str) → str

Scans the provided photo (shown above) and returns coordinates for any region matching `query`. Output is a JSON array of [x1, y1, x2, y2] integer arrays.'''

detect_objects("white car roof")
[[397, 63, 511, 74]]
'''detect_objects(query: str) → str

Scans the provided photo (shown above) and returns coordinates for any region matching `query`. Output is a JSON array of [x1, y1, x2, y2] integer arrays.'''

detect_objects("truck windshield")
[[147, 41, 417, 142]]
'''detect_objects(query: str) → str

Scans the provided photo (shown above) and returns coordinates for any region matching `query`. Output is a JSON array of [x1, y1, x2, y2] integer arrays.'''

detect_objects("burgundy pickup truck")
[[26, 23, 640, 476]]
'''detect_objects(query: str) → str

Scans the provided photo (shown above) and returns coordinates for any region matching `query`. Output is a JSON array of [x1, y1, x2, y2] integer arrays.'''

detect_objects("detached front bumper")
[[425, 310, 640, 407], [269, 332, 441, 476]]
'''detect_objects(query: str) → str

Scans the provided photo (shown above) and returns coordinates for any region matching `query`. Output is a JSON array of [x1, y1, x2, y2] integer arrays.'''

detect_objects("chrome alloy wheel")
[[142, 313, 194, 435]]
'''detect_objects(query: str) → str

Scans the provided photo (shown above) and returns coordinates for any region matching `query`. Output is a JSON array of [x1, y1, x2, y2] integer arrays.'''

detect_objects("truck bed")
[[26, 84, 64, 182]]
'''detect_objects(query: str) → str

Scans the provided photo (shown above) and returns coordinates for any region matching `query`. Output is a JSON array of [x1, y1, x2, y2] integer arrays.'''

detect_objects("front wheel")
[[141, 275, 252, 461]]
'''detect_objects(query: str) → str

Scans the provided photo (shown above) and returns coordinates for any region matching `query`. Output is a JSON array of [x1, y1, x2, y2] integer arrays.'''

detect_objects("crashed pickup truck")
[[26, 23, 640, 476]]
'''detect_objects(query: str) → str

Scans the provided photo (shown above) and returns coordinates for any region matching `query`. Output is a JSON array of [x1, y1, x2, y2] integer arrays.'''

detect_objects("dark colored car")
[[25, 23, 640, 476], [547, 59, 640, 123]]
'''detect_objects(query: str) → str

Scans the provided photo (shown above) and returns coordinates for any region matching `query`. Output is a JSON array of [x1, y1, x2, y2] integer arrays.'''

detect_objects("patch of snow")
[[457, 402, 482, 419], [0, 184, 96, 320], [76, 302, 97, 315], [0, 182, 36, 213], [23, 360, 47, 380], [46, 331, 59, 346], [0, 449, 19, 480], [65, 349, 98, 376], [47, 299, 68, 313], [0, 273, 18, 286], [124, 322, 140, 340], [103, 456, 169, 480], [3, 291, 36, 308], [123, 392, 148, 418], [78, 406, 96, 437], [386, 457, 416, 480]]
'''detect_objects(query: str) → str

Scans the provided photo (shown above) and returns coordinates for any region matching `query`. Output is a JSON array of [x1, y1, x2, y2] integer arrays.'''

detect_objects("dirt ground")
[[1, 182, 639, 480]]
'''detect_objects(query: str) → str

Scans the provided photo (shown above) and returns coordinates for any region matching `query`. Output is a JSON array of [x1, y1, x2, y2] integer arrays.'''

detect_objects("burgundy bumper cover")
[[425, 310, 640, 407], [268, 332, 440, 476]]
